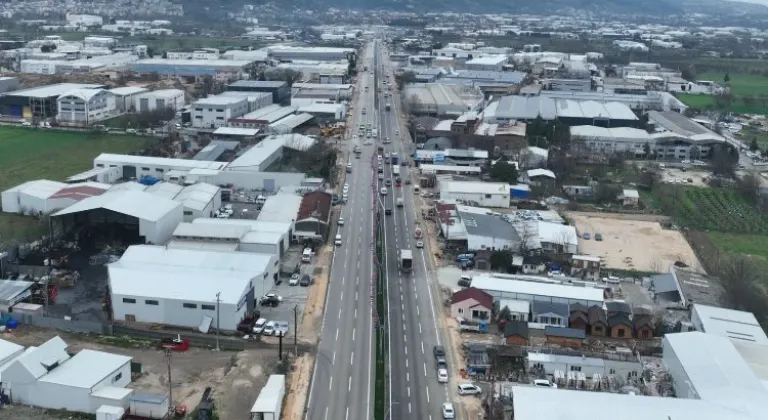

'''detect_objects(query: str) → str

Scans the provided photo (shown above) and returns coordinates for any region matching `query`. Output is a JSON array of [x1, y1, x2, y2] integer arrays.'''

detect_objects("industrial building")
[[0, 83, 105, 119], [439, 181, 511, 208], [258, 192, 304, 235], [690, 304, 768, 344], [470, 274, 605, 307], [2, 180, 110, 214], [297, 103, 346, 122], [294, 191, 333, 242], [109, 86, 148, 112], [93, 153, 228, 180], [450, 205, 522, 251], [0, 336, 134, 414], [526, 351, 641, 378], [269, 113, 314, 134], [291, 83, 354, 102], [402, 83, 484, 117], [464, 55, 508, 71], [56, 88, 116, 125], [133, 89, 186, 112], [191, 94, 251, 128], [108, 245, 277, 330], [190, 218, 292, 256], [272, 62, 349, 84], [0, 76, 20, 94], [228, 104, 298, 129], [267, 46, 354, 61], [647, 111, 727, 159], [227, 80, 289, 104], [539, 90, 688, 113], [130, 59, 252, 81], [485, 95, 639, 127], [218, 90, 274, 113], [225, 134, 316, 172], [53, 189, 184, 245]]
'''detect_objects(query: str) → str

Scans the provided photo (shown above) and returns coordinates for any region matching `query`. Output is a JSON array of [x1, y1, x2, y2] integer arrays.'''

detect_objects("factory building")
[[109, 86, 148, 113], [93, 153, 227, 181], [485, 95, 639, 127], [130, 59, 252, 81], [402, 83, 484, 117], [134, 89, 186, 112], [191, 94, 250, 128], [2, 180, 110, 214], [267, 46, 355, 61], [227, 80, 290, 104], [0, 83, 106, 119], [56, 88, 117, 125]]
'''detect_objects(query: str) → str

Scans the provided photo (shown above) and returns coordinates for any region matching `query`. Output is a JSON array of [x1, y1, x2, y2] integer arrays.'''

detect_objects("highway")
[[306, 43, 377, 420], [373, 42, 449, 420]]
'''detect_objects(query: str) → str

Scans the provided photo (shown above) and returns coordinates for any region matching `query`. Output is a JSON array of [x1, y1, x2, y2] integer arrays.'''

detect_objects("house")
[[633, 307, 655, 339], [522, 169, 556, 187], [519, 146, 548, 169], [545, 326, 586, 348], [570, 255, 601, 281], [608, 312, 633, 338], [619, 189, 640, 206], [294, 191, 332, 243], [568, 303, 589, 330], [517, 255, 547, 274], [606, 301, 632, 317], [451, 287, 493, 322], [499, 299, 530, 322], [502, 320, 530, 345], [531, 301, 569, 328], [588, 305, 608, 336]]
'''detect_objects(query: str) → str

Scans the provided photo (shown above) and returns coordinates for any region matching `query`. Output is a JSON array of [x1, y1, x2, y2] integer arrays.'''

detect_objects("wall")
[[662, 338, 697, 399], [240, 242, 280, 256], [35, 381, 91, 412], [139, 205, 183, 244], [440, 191, 509, 208], [191, 98, 249, 128], [195, 171, 306, 192], [112, 293, 246, 331]]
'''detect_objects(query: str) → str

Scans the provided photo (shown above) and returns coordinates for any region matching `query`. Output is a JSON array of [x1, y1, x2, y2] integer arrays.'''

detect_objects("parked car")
[[338, 217, 345, 226], [253, 318, 268, 334], [457, 383, 482, 395], [289, 274, 300, 286], [583, 232, 591, 240], [273, 321, 289, 336], [437, 369, 449, 383], [434, 345, 445, 358], [595, 232, 603, 241], [457, 278, 471, 288], [260, 294, 283, 307], [300, 274, 312, 287], [262, 321, 276, 336]]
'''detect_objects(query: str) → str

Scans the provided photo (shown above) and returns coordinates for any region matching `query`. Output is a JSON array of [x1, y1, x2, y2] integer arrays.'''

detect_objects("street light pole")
[[215, 292, 221, 352]]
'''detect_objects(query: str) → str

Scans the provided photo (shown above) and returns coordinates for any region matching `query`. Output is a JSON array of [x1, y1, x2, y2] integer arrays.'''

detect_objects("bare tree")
[[514, 221, 538, 255]]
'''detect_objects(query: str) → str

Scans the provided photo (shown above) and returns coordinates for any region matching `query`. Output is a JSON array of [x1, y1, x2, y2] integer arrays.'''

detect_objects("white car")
[[457, 383, 482, 395], [253, 318, 268, 334], [262, 321, 276, 336], [442, 402, 455, 419], [289, 274, 300, 286], [338, 217, 345, 226], [437, 369, 449, 383], [380, 187, 388, 195], [416, 241, 424, 248]]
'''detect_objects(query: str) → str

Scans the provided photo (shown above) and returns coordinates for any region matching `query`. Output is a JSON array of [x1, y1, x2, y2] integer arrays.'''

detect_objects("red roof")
[[451, 287, 493, 309], [297, 191, 332, 222], [49, 185, 106, 202]]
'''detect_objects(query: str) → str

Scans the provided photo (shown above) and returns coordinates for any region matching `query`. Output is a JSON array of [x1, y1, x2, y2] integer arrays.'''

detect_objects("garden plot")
[[567, 212, 703, 273]]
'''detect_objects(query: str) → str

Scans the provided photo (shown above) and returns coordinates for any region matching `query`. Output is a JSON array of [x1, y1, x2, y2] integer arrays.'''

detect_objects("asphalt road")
[[306, 43, 377, 420], [374, 43, 449, 420]]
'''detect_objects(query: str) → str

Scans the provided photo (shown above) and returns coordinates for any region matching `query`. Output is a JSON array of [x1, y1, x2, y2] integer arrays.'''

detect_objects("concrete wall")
[[111, 293, 246, 331]]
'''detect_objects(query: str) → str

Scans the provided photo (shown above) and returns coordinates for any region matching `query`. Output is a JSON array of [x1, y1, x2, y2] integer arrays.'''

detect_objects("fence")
[[14, 313, 112, 335]]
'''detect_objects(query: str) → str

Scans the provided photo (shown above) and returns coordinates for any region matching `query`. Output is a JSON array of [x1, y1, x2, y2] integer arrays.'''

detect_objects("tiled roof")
[[452, 287, 493, 309], [297, 191, 332, 222]]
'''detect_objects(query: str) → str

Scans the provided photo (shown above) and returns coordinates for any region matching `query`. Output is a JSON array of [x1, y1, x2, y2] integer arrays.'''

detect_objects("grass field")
[[0, 126, 156, 247], [677, 93, 768, 114], [708, 232, 768, 259], [699, 72, 768, 97]]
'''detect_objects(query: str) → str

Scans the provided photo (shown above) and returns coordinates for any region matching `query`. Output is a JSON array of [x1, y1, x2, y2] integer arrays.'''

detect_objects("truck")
[[391, 153, 399, 165], [396, 197, 404, 207], [399, 249, 413, 273], [385, 102, 391, 111], [372, 128, 378, 138]]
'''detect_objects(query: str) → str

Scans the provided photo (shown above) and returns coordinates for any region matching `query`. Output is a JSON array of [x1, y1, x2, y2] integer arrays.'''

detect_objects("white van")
[[301, 248, 312, 263], [335, 234, 342, 246]]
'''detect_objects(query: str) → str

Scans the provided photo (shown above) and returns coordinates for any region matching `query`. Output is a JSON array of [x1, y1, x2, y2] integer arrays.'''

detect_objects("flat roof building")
[[403, 83, 483, 117], [470, 274, 604, 306], [691, 304, 768, 344]]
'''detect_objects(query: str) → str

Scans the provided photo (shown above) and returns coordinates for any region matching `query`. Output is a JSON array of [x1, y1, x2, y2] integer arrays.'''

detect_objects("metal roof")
[[457, 205, 520, 242], [693, 304, 768, 344], [39, 349, 131, 389], [173, 222, 248, 240], [4, 83, 104, 98], [251, 375, 286, 413], [174, 183, 219, 211], [471, 275, 604, 304], [109, 86, 148, 96], [0, 280, 34, 306], [7, 336, 69, 380], [144, 181, 184, 200], [258, 193, 303, 224], [94, 153, 227, 171], [0, 337, 23, 364], [442, 181, 510, 195], [53, 190, 181, 221], [212, 127, 260, 136], [192, 217, 291, 234], [4, 179, 67, 200], [114, 244, 273, 274]]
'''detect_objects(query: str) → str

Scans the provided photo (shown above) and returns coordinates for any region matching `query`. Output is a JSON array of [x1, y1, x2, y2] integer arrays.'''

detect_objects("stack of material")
[[50, 269, 80, 288]]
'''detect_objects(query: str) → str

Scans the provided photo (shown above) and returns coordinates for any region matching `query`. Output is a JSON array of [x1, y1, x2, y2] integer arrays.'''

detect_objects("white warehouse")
[[134, 89, 186, 112], [0, 336, 133, 414], [439, 181, 511, 208], [94, 153, 228, 181], [191, 94, 250, 128], [109, 245, 279, 330], [57, 88, 117, 125]]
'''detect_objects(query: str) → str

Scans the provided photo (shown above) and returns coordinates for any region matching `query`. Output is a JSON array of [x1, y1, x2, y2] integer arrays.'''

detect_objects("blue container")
[[6, 319, 18, 329]]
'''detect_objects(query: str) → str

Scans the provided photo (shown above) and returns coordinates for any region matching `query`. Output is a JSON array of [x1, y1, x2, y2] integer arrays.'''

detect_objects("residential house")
[[293, 191, 332, 243], [499, 299, 530, 322], [516, 255, 547, 274], [608, 312, 633, 338], [619, 189, 640, 206], [519, 146, 548, 169], [588, 305, 608, 336], [522, 169, 556, 187], [570, 255, 602, 282], [502, 320, 530, 346], [451, 287, 493, 322], [531, 301, 569, 328], [606, 301, 632, 317], [545, 326, 586, 348], [569, 303, 589, 330], [633, 307, 655, 339]]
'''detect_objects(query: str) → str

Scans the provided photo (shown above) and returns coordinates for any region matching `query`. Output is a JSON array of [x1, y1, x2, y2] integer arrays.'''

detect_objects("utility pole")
[[215, 292, 221, 352], [293, 305, 298, 357], [165, 348, 173, 415]]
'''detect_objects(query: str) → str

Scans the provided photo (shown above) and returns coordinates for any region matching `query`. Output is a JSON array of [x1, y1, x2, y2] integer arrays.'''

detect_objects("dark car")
[[434, 345, 445, 358], [300, 274, 312, 287], [385, 208, 392, 215], [458, 278, 471, 288], [260, 295, 281, 307]]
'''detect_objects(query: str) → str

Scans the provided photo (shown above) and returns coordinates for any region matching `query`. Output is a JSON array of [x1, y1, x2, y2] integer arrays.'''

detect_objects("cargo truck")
[[399, 249, 413, 273], [385, 103, 391, 111]]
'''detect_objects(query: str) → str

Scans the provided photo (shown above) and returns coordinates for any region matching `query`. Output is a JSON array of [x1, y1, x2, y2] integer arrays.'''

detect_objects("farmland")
[[653, 186, 768, 234], [0, 126, 156, 247], [699, 72, 768, 97]]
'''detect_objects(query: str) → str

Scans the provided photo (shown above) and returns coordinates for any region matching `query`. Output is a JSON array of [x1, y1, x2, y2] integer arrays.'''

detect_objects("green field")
[[677, 93, 768, 114], [708, 232, 768, 259], [0, 127, 155, 247], [699, 72, 768, 97]]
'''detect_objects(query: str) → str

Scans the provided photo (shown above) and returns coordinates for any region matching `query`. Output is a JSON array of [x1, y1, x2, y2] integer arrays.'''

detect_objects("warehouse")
[[133, 89, 186, 112], [130, 59, 252, 81], [647, 111, 727, 160], [297, 103, 346, 122], [464, 55, 508, 72], [227, 139, 284, 172], [93, 153, 228, 180], [0, 337, 24, 366], [291, 82, 354, 101], [470, 274, 604, 307], [227, 80, 289, 104], [108, 246, 264, 330], [258, 192, 304, 232], [191, 94, 250, 128], [569, 125, 653, 157], [526, 351, 641, 378], [2, 180, 110, 214], [57, 88, 116, 125], [218, 90, 274, 112], [53, 189, 183, 245], [170, 221, 287, 258], [0, 336, 133, 414], [228, 104, 298, 129], [440, 181, 511, 208], [108, 86, 148, 112], [690, 304, 768, 344], [272, 62, 349, 84], [191, 218, 292, 255], [402, 83, 484, 117], [0, 83, 105, 119], [267, 46, 354, 61], [447, 205, 521, 251], [485, 95, 639, 127], [294, 191, 332, 243], [269, 113, 314, 134]]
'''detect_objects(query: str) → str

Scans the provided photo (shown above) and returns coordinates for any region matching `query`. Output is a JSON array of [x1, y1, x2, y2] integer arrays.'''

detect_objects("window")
[[183, 303, 197, 309], [457, 308, 464, 314], [485, 194, 491, 199], [96, 164, 104, 168], [609, 368, 616, 374], [141, 167, 150, 171], [145, 299, 159, 305], [617, 328, 626, 337], [113, 372, 123, 382], [183, 211, 193, 216], [122, 298, 136, 304], [570, 366, 581, 372], [202, 304, 215, 311], [156, 168, 164, 173]]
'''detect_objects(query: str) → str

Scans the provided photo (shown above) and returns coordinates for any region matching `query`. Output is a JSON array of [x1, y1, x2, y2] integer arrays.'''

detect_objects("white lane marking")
[[351, 352, 354, 365], [340, 291, 344, 301], [414, 292, 418, 299], [335, 329, 339, 341], [416, 306, 420, 316], [354, 308, 357, 319], [421, 341, 424, 354], [329, 376, 333, 390], [409, 403, 412, 414], [404, 333, 407, 342], [423, 363, 427, 377], [426, 386, 430, 404], [345, 407, 349, 420], [419, 323, 422, 334], [333, 351, 336, 365], [353, 328, 356, 341], [405, 346, 407, 355], [348, 376, 352, 392], [406, 358, 408, 368], [407, 386, 411, 397], [355, 291, 358, 300], [401, 303, 404, 311], [338, 309, 342, 319], [324, 407, 328, 420]]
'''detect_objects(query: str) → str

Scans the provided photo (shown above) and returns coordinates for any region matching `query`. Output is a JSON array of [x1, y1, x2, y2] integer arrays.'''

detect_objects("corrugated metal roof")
[[471, 275, 603, 303], [53, 190, 181, 221], [39, 349, 131, 388], [10, 336, 69, 379]]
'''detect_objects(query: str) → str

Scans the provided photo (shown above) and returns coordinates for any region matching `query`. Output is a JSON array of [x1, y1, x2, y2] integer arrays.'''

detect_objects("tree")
[[681, 65, 697, 82], [40, 44, 56, 53], [750, 138, 760, 152], [395, 71, 416, 91], [643, 142, 651, 158], [711, 144, 738, 177], [489, 160, 519, 184], [737, 173, 762, 204], [724, 72, 730, 84], [490, 250, 513, 272]]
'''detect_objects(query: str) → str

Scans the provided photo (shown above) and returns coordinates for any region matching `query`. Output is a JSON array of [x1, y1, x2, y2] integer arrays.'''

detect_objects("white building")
[[174, 183, 221, 221], [258, 193, 304, 234], [166, 49, 219, 60], [108, 245, 277, 329], [439, 181, 511, 208], [0, 336, 133, 414], [690, 304, 768, 344], [66, 14, 103, 27], [533, 220, 578, 254], [470, 274, 604, 307], [192, 94, 250, 128], [134, 89, 186, 113], [464, 55, 508, 72], [108, 86, 148, 113], [527, 351, 641, 379], [267, 46, 354, 61], [191, 218, 292, 256], [570, 125, 654, 157], [57, 89, 116, 125], [1, 180, 111, 214], [93, 153, 227, 181]]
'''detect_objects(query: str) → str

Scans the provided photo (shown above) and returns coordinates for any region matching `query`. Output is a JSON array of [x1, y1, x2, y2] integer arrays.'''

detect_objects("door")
[[123, 165, 137, 180]]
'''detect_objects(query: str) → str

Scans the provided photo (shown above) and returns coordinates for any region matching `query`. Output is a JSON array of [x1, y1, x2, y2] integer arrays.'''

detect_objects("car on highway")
[[300, 274, 312, 287], [437, 368, 449, 383], [385, 179, 392, 187], [379, 173, 384, 180], [346, 164, 352, 173], [434, 345, 445, 358], [338, 217, 345, 226], [416, 241, 424, 248], [457, 383, 482, 396], [442, 403, 455, 419], [385, 208, 392, 215], [289, 274, 300, 286], [380, 187, 388, 195]]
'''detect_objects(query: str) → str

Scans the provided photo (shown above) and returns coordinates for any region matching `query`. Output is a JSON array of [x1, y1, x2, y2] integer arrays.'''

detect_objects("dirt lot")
[[1, 327, 281, 420], [567, 212, 703, 273], [660, 168, 710, 187]]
